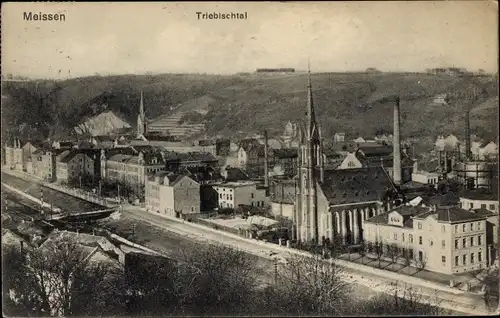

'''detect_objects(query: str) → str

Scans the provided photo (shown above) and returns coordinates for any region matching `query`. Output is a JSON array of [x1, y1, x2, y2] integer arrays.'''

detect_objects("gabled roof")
[[457, 188, 498, 201], [148, 171, 195, 187], [225, 167, 250, 182], [320, 167, 396, 205]]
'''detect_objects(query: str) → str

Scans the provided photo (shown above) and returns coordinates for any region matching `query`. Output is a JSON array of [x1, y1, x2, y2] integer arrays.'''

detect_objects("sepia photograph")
[[1, 1, 499, 316]]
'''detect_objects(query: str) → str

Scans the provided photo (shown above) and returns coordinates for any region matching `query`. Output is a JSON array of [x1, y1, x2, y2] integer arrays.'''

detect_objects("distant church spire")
[[137, 90, 147, 137]]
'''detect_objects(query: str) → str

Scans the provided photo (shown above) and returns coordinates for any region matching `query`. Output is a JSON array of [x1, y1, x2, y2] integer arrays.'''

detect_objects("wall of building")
[[459, 198, 498, 213], [174, 177, 200, 214], [145, 180, 175, 216], [450, 220, 488, 273], [270, 202, 294, 220], [411, 172, 439, 187]]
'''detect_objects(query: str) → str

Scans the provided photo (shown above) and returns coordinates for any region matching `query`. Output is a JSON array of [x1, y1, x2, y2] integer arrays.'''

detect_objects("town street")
[[118, 205, 482, 315]]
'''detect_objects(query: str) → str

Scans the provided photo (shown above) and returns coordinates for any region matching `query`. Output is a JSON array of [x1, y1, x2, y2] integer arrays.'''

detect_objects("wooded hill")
[[1, 72, 498, 143]]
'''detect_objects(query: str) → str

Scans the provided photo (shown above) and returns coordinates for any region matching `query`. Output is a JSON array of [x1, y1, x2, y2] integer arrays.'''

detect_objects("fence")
[[42, 182, 120, 208]]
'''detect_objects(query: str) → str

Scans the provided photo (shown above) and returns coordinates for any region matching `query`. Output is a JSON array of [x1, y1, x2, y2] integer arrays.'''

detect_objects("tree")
[[266, 252, 350, 316], [402, 248, 413, 274], [172, 244, 260, 316], [6, 238, 126, 316], [387, 243, 399, 267], [374, 239, 385, 268], [351, 282, 444, 315], [358, 240, 367, 264], [415, 257, 427, 272]]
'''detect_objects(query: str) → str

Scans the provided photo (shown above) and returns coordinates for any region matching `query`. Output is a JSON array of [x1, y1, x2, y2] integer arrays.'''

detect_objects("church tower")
[[296, 64, 324, 244], [137, 90, 147, 138]]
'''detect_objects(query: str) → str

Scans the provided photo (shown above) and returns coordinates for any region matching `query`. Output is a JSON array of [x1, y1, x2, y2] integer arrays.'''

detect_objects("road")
[[116, 206, 484, 315], [0, 170, 484, 314]]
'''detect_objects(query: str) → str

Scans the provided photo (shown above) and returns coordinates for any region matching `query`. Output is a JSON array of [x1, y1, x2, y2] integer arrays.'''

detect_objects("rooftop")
[[215, 181, 257, 188], [457, 188, 498, 201]]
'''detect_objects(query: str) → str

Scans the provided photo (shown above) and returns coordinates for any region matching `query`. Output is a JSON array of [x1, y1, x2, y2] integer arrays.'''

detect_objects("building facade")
[[364, 195, 490, 275], [213, 181, 268, 209], [145, 172, 200, 217]]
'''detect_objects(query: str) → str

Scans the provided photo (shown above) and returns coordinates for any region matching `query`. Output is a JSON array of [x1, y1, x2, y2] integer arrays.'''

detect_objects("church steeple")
[[137, 90, 147, 138]]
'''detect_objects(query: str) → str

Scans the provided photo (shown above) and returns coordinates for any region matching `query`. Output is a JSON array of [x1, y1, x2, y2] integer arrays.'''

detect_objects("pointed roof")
[[306, 64, 319, 142], [139, 90, 145, 119]]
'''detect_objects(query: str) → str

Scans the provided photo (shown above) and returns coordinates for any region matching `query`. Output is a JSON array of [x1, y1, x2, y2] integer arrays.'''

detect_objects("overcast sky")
[[1, 1, 498, 79]]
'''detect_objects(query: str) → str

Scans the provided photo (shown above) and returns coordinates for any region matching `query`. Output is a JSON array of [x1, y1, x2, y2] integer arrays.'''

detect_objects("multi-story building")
[[213, 181, 268, 209], [4, 139, 23, 170], [32, 149, 66, 181], [364, 193, 491, 274], [145, 171, 200, 218], [458, 189, 498, 212], [100, 146, 165, 186], [55, 149, 101, 184]]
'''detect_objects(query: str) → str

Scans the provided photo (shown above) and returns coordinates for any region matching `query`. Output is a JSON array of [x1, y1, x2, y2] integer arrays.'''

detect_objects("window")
[[462, 255, 467, 265], [470, 253, 475, 264], [455, 239, 459, 249], [418, 222, 422, 230], [409, 234, 413, 243], [470, 237, 474, 247], [418, 251, 423, 261], [455, 256, 459, 266], [419, 236, 422, 245], [478, 235, 482, 245], [481, 204, 486, 209], [442, 240, 446, 248], [219, 193, 222, 199], [477, 222, 481, 230], [463, 224, 466, 232], [429, 224, 433, 231], [455, 225, 459, 233], [393, 233, 397, 240], [229, 195, 233, 200], [402, 233, 405, 242], [191, 206, 195, 212], [441, 225, 446, 233], [478, 252, 482, 262], [429, 239, 434, 246], [251, 193, 254, 198], [489, 204, 496, 211], [462, 238, 467, 248], [470, 223, 473, 231], [469, 203, 474, 209], [442, 256, 446, 263]]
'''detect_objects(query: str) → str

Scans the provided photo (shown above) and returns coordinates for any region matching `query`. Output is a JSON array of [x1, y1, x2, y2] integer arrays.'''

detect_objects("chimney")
[[393, 96, 402, 185], [264, 130, 269, 188], [465, 110, 471, 160], [444, 150, 448, 173]]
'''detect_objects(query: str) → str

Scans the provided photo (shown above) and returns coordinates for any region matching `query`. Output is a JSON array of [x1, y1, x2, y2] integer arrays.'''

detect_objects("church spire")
[[306, 61, 318, 141], [140, 90, 145, 118]]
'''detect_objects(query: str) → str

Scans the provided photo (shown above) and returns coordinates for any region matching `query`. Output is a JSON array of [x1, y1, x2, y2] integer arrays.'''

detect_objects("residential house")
[[145, 171, 200, 218], [364, 192, 490, 275], [100, 146, 165, 186], [213, 181, 268, 209], [411, 161, 440, 188], [55, 149, 101, 184], [4, 139, 23, 170], [458, 189, 498, 213], [334, 133, 345, 143], [32, 149, 66, 181]]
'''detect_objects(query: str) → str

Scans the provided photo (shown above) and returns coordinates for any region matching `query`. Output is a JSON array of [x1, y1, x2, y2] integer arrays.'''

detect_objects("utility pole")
[[274, 257, 278, 285]]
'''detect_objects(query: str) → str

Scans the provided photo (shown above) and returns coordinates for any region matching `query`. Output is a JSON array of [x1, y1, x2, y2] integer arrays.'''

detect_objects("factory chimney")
[[465, 110, 471, 160], [264, 130, 269, 188], [393, 96, 402, 185]]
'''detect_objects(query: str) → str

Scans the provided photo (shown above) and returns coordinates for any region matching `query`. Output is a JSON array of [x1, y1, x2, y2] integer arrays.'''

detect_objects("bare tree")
[[374, 239, 385, 268], [6, 238, 126, 317], [173, 244, 260, 316], [402, 248, 413, 274], [266, 252, 351, 316], [415, 257, 427, 272], [350, 282, 445, 315], [387, 243, 399, 267], [358, 240, 367, 264]]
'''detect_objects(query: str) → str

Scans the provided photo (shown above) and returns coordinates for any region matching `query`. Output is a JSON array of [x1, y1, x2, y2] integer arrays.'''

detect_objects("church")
[[270, 71, 400, 246]]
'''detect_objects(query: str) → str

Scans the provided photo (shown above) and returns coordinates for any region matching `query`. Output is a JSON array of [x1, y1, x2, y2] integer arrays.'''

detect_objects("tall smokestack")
[[264, 130, 269, 188], [465, 110, 471, 160], [393, 96, 402, 185]]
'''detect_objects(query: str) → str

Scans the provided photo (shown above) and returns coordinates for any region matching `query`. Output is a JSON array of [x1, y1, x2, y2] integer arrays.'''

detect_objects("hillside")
[[1, 72, 498, 143]]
